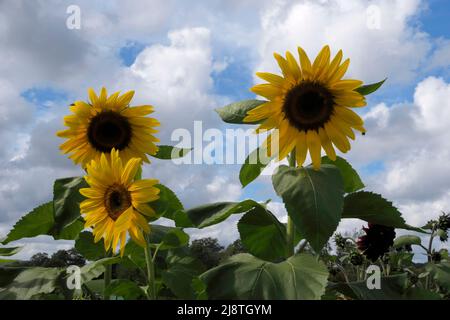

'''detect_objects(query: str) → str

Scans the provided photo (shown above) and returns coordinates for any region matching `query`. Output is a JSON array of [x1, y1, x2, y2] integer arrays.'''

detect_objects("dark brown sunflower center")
[[282, 82, 334, 131], [87, 111, 132, 152], [104, 184, 131, 220]]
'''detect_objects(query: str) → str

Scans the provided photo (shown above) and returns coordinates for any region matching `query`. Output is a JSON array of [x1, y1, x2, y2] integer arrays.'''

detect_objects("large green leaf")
[[272, 165, 344, 252], [105, 279, 146, 300], [79, 257, 121, 284], [238, 205, 287, 261], [148, 225, 189, 250], [239, 147, 273, 187], [0, 267, 63, 299], [152, 145, 192, 160], [355, 78, 386, 96], [342, 191, 423, 232], [393, 235, 422, 248], [426, 262, 450, 291], [2, 202, 54, 245], [150, 184, 184, 221], [200, 253, 328, 300], [56, 218, 84, 240], [162, 255, 205, 299], [52, 177, 87, 236], [321, 156, 364, 193], [178, 200, 260, 229], [0, 265, 27, 287], [0, 246, 22, 257], [215, 99, 265, 124], [75, 231, 106, 261]]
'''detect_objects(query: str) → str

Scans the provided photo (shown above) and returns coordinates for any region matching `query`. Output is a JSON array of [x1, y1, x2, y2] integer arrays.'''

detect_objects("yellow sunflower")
[[57, 87, 160, 167], [244, 45, 367, 170], [80, 149, 160, 256]]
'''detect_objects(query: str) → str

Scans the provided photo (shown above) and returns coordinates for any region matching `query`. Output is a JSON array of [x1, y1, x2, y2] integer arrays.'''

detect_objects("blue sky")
[[1, 0, 450, 259]]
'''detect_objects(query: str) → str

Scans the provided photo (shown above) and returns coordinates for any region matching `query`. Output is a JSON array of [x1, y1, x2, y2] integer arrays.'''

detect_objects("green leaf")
[[180, 200, 260, 229], [427, 262, 450, 291], [393, 235, 422, 248], [148, 225, 189, 250], [0, 246, 22, 257], [105, 279, 146, 300], [272, 165, 344, 252], [2, 202, 54, 245], [79, 257, 121, 284], [341, 191, 424, 232], [239, 147, 273, 187], [162, 256, 205, 299], [56, 218, 84, 240], [238, 205, 287, 261], [74, 231, 106, 261], [0, 267, 63, 299], [52, 177, 87, 236], [151, 184, 184, 221], [215, 99, 265, 124], [322, 156, 364, 193], [152, 145, 192, 160], [355, 78, 386, 96], [0, 265, 27, 287], [123, 241, 146, 268], [192, 277, 208, 300], [200, 253, 329, 300]]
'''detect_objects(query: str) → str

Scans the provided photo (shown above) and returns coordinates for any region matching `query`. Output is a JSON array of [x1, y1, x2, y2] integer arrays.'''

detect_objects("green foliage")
[[179, 200, 261, 228], [105, 279, 146, 300], [0, 267, 63, 299], [0, 246, 22, 257], [239, 147, 273, 187], [150, 184, 184, 221], [52, 177, 88, 236], [272, 164, 344, 252], [322, 156, 364, 193], [393, 235, 422, 248], [148, 225, 189, 250], [75, 232, 106, 261], [215, 99, 265, 124], [238, 205, 287, 261], [152, 145, 192, 160], [355, 78, 386, 95], [427, 262, 450, 291], [189, 238, 224, 269], [201, 253, 329, 299], [79, 257, 121, 284], [342, 191, 423, 232]]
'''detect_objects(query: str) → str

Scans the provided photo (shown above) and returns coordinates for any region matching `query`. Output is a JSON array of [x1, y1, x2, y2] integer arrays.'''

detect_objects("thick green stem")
[[144, 235, 156, 300], [103, 262, 112, 300], [286, 150, 297, 256]]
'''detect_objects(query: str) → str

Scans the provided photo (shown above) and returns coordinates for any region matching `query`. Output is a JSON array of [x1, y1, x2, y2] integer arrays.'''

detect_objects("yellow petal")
[[285, 51, 301, 81], [295, 131, 308, 167], [318, 127, 336, 161], [306, 130, 322, 170], [297, 47, 312, 80]]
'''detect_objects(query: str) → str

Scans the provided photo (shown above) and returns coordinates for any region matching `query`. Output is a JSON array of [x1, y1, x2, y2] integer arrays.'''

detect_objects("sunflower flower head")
[[244, 45, 367, 170], [57, 87, 160, 167], [80, 149, 160, 256], [356, 224, 395, 262]]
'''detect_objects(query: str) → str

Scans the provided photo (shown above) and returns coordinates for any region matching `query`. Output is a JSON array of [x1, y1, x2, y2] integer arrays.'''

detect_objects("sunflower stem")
[[144, 234, 156, 300], [103, 257, 112, 300], [286, 150, 297, 257]]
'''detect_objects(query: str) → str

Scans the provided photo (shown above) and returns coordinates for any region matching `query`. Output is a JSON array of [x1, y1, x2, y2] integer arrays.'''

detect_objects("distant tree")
[[27, 249, 85, 267], [221, 239, 247, 262], [189, 237, 224, 269]]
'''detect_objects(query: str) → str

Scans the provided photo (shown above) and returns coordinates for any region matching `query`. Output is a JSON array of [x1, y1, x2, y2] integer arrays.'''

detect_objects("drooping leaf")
[[393, 235, 422, 248], [178, 200, 261, 229], [105, 279, 146, 300], [150, 184, 184, 221], [322, 156, 364, 193], [272, 165, 344, 252], [152, 145, 192, 160], [200, 253, 328, 300], [148, 225, 189, 250], [239, 147, 273, 187], [426, 262, 450, 291], [355, 78, 386, 96], [74, 231, 106, 261], [342, 191, 424, 232], [0, 267, 63, 299], [215, 99, 265, 124], [2, 202, 54, 245], [0, 246, 22, 257], [238, 205, 287, 261], [52, 177, 87, 236]]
